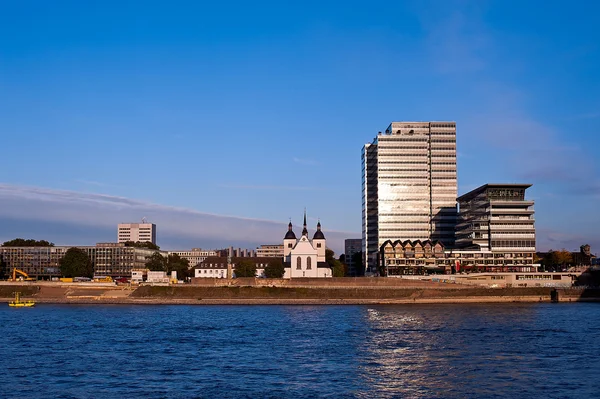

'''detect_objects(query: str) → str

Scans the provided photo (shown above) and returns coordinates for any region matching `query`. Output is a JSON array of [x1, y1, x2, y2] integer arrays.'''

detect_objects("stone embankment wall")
[[132, 285, 556, 300], [189, 277, 459, 289], [1, 283, 599, 304]]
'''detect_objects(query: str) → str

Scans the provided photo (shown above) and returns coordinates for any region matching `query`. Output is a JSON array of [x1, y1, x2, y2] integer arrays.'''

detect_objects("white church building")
[[283, 212, 332, 278]]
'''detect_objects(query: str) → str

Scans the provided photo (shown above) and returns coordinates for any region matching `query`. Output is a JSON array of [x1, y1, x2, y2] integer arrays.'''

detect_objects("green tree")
[[2, 238, 54, 247], [326, 248, 346, 277], [235, 259, 257, 278], [123, 241, 160, 250], [166, 253, 190, 281], [145, 252, 167, 271], [60, 248, 93, 278], [263, 258, 285, 278], [553, 249, 573, 268]]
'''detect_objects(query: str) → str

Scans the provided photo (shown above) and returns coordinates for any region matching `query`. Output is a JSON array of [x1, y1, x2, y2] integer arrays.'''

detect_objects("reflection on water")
[[356, 304, 598, 398], [1, 303, 599, 398]]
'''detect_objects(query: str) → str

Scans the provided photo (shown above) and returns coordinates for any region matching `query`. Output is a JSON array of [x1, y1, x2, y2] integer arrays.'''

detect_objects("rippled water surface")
[[1, 303, 599, 398]]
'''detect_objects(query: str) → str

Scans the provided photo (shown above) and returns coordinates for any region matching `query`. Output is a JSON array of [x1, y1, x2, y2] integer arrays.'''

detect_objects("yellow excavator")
[[11, 268, 35, 281]]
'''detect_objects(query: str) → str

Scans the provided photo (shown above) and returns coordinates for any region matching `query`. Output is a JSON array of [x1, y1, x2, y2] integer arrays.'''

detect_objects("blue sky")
[[1, 0, 599, 253]]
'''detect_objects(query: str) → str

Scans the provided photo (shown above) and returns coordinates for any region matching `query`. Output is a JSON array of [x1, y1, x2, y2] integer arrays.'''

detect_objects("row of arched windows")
[[296, 257, 312, 270]]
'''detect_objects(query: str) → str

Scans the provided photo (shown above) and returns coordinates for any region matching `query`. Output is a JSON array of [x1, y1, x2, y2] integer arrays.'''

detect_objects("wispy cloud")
[[536, 227, 599, 253], [292, 157, 320, 166], [0, 183, 351, 252]]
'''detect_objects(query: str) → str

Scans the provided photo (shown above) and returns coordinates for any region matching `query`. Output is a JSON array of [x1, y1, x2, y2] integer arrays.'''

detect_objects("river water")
[[1, 303, 599, 398]]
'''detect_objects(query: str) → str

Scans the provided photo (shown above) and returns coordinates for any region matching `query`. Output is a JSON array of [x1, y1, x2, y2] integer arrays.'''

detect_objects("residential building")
[[168, 248, 218, 267], [344, 239, 362, 276], [362, 122, 458, 272], [0, 243, 164, 279], [380, 240, 537, 275], [256, 244, 284, 258], [117, 222, 157, 244], [194, 257, 274, 278]]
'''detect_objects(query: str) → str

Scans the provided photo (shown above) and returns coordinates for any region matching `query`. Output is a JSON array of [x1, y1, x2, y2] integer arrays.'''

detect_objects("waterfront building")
[[380, 184, 537, 275], [0, 243, 163, 279], [283, 212, 331, 278], [344, 239, 362, 276], [117, 222, 157, 244], [168, 248, 218, 267], [194, 257, 274, 278], [455, 184, 535, 270], [256, 244, 284, 258], [379, 240, 537, 275], [362, 122, 457, 273]]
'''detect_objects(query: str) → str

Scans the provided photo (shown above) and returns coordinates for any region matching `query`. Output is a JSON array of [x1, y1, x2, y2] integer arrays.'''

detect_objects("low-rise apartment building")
[[256, 244, 284, 258], [193, 256, 274, 279], [168, 248, 218, 267]]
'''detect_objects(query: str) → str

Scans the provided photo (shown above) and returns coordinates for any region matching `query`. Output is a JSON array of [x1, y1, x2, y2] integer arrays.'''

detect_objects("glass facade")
[[362, 122, 458, 272]]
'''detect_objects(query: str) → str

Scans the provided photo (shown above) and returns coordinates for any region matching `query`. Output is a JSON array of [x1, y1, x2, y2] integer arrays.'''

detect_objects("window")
[[288, 243, 293, 248], [307, 257, 312, 270], [296, 257, 301, 270], [317, 243, 321, 248]]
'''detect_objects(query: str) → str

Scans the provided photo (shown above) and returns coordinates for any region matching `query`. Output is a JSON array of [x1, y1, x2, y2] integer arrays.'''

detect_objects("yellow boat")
[[8, 292, 35, 307]]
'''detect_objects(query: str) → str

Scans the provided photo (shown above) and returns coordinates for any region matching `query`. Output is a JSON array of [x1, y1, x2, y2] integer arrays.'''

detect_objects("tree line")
[[2, 238, 55, 247]]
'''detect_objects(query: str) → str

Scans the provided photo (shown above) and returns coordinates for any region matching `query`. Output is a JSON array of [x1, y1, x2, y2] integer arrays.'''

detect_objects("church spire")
[[302, 209, 308, 237]]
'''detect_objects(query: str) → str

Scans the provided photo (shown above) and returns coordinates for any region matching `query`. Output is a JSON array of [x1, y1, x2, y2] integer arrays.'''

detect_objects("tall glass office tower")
[[362, 122, 457, 272]]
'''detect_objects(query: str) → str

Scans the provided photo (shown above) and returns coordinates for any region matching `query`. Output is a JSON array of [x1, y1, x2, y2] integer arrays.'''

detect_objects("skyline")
[[1, 1, 599, 253]]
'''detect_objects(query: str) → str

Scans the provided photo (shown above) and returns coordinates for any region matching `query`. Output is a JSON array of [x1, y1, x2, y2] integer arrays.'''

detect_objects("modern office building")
[[362, 121, 457, 272], [256, 244, 284, 258], [344, 239, 362, 276], [168, 248, 218, 267], [117, 222, 157, 244], [455, 183, 536, 264], [379, 183, 537, 275], [0, 243, 162, 278]]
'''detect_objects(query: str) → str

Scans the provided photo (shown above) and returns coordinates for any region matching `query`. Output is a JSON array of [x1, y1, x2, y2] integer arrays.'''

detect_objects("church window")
[[296, 257, 302, 270], [307, 257, 312, 270], [317, 243, 322, 248], [288, 243, 293, 248]]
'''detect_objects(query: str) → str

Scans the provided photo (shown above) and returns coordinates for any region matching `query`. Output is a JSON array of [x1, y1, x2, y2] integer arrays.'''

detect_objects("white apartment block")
[[117, 223, 157, 244], [168, 248, 218, 267], [256, 244, 284, 258]]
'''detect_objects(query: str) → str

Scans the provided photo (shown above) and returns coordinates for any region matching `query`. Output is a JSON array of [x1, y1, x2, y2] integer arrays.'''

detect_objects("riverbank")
[[1, 283, 599, 304]]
